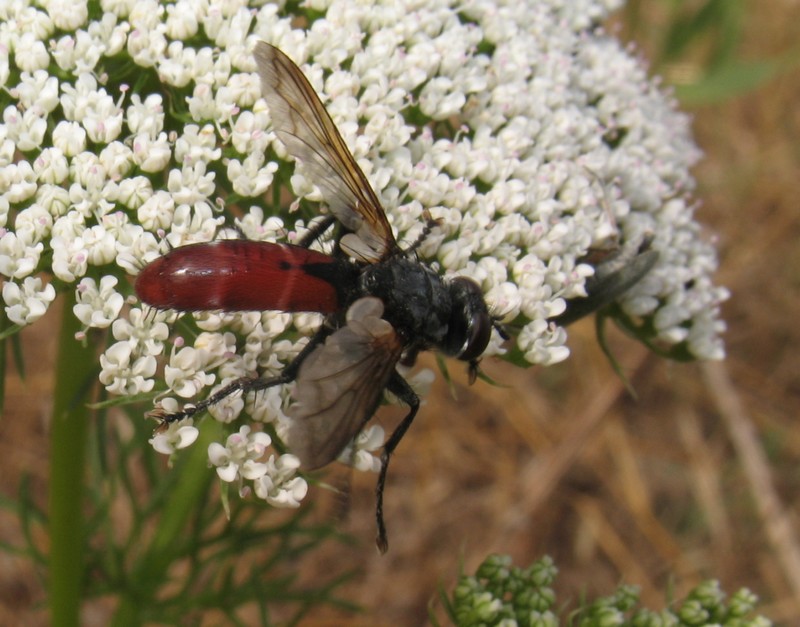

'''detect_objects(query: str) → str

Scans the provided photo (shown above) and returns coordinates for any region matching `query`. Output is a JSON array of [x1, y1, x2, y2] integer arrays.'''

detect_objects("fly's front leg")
[[149, 373, 287, 428], [374, 372, 420, 554], [151, 324, 333, 429]]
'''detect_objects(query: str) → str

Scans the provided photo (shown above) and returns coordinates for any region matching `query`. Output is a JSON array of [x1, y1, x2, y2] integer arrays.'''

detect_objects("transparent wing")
[[254, 42, 398, 262], [287, 297, 403, 469]]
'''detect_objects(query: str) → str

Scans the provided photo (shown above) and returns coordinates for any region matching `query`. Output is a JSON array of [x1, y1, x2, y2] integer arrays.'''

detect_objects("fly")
[[135, 42, 498, 552]]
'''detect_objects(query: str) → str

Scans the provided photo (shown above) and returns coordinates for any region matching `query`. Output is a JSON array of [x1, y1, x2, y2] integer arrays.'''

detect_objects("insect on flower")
[[135, 42, 502, 553]]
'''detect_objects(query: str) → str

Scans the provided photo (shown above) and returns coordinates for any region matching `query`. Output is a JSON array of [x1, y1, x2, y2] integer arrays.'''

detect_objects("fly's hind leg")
[[374, 372, 420, 554]]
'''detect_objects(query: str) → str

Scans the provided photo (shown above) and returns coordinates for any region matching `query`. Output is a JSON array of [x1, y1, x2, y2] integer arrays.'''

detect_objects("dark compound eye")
[[446, 277, 492, 362]]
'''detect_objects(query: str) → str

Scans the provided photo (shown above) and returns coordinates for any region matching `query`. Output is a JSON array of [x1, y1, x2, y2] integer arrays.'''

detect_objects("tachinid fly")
[[135, 42, 497, 553]]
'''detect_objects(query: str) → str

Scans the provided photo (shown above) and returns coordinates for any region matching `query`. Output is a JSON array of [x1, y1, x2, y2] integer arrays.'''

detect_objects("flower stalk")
[[48, 291, 93, 627]]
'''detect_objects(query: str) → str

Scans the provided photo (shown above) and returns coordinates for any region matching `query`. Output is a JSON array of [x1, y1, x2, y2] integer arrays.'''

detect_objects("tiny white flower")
[[68, 153, 107, 194], [227, 71, 263, 109], [486, 281, 522, 323], [337, 425, 385, 474], [115, 225, 161, 274], [186, 83, 216, 121], [165, 345, 216, 398], [131, 132, 172, 172], [150, 420, 200, 455], [227, 153, 277, 197], [51, 234, 89, 282], [14, 203, 53, 245], [126, 94, 165, 138], [167, 162, 216, 205], [128, 0, 164, 30], [73, 275, 124, 328], [88, 11, 129, 57], [98, 141, 133, 180], [82, 224, 117, 265], [158, 40, 195, 88], [518, 320, 570, 366], [116, 176, 152, 209], [127, 27, 168, 69], [99, 341, 157, 395], [136, 189, 175, 231], [194, 331, 238, 370], [51, 35, 80, 72], [174, 124, 221, 165], [2, 276, 56, 325], [235, 208, 284, 242], [211, 85, 240, 124], [253, 454, 308, 508], [82, 98, 124, 144], [52, 121, 87, 156], [207, 383, 246, 424], [167, 201, 222, 241], [15, 33, 50, 73], [1, 161, 37, 204], [245, 385, 287, 424], [208, 426, 272, 484], [45, 0, 89, 31], [3, 107, 47, 151], [0, 136, 14, 168], [230, 109, 270, 155], [165, 0, 199, 40], [112, 307, 170, 355], [0, 231, 44, 279], [33, 147, 69, 184], [51, 209, 86, 240], [0, 49, 9, 90]]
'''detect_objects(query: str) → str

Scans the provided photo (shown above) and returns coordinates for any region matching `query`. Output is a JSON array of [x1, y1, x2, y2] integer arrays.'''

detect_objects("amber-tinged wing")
[[254, 42, 398, 263], [287, 297, 403, 469]]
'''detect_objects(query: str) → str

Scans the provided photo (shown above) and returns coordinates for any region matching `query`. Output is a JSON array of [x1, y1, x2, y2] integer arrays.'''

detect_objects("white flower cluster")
[[206, 425, 308, 506], [0, 0, 727, 500]]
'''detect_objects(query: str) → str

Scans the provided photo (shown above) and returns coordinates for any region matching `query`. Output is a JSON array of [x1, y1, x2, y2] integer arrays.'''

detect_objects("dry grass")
[[2, 2, 799, 624]]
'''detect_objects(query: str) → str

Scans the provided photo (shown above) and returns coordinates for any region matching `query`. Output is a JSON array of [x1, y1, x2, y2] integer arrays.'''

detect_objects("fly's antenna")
[[404, 210, 442, 256]]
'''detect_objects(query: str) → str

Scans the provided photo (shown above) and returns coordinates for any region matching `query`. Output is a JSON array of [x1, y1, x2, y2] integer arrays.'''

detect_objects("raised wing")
[[287, 297, 403, 469], [254, 42, 399, 263]]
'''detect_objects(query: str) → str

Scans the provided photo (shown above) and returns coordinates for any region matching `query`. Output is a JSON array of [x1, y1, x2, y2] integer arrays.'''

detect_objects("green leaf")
[[661, 0, 745, 68], [675, 56, 790, 104], [595, 312, 639, 400]]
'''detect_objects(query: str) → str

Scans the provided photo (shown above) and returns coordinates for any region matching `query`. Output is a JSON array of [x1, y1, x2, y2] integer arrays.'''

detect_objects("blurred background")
[[2, 0, 799, 624]]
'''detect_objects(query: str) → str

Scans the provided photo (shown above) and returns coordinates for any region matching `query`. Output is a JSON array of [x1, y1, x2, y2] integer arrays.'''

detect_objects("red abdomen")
[[135, 240, 346, 314]]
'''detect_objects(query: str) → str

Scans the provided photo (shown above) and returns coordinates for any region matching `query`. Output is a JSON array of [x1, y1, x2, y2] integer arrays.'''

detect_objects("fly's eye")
[[459, 308, 492, 362], [446, 277, 492, 362]]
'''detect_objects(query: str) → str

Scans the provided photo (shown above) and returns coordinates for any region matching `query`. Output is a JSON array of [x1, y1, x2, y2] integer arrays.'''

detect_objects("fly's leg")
[[374, 372, 420, 554], [295, 215, 336, 248], [150, 324, 332, 429]]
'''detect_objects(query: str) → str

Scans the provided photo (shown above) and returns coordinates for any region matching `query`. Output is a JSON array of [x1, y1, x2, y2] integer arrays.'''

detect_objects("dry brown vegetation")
[[2, 2, 799, 625]]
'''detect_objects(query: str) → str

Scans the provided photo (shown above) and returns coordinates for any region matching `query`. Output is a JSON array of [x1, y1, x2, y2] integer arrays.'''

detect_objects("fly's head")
[[442, 277, 493, 381]]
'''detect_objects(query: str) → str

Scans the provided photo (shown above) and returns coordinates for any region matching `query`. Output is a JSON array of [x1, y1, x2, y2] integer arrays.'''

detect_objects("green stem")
[[49, 293, 96, 627], [112, 420, 221, 625]]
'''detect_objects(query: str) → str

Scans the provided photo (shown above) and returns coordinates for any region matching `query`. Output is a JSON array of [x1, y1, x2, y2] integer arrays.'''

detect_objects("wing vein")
[[255, 42, 398, 262]]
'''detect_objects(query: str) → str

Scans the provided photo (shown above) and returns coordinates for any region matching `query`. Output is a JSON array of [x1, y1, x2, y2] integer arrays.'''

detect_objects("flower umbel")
[[1, 0, 727, 515]]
